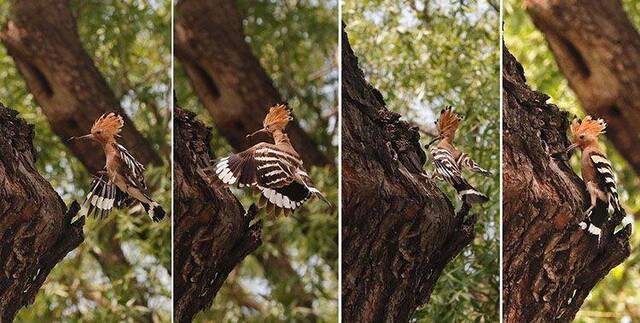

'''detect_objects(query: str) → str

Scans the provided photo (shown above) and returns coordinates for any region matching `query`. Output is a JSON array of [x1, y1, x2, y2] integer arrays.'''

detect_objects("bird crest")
[[91, 112, 124, 138], [570, 116, 606, 140], [263, 104, 293, 131], [436, 106, 461, 139]]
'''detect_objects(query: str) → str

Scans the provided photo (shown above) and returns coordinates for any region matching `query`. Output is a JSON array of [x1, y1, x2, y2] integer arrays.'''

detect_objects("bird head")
[[247, 104, 292, 138], [71, 112, 124, 144], [435, 106, 461, 142], [566, 116, 606, 152]]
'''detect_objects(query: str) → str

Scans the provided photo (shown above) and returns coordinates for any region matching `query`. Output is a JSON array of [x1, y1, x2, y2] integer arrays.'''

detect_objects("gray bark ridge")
[[502, 44, 631, 323], [173, 106, 262, 323], [341, 27, 477, 322], [0, 103, 84, 322]]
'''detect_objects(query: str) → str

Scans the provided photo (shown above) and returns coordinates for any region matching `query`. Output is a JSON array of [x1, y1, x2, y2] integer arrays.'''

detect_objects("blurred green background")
[[0, 0, 172, 321], [505, 1, 640, 322], [344, 0, 499, 321], [174, 0, 338, 321]]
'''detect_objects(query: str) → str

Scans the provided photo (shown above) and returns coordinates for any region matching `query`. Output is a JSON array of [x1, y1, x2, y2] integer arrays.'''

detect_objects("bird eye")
[[579, 135, 584, 139]]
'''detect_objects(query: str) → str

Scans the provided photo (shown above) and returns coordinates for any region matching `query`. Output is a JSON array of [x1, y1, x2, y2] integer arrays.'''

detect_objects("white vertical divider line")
[[499, 0, 504, 321], [337, 0, 343, 321], [170, 0, 175, 319]]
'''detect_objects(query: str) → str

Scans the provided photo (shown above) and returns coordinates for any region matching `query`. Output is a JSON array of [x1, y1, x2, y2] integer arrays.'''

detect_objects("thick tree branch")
[[0, 0, 161, 173], [173, 106, 262, 323], [525, 0, 640, 175], [174, 0, 328, 167], [502, 45, 631, 322], [0, 104, 84, 322], [341, 27, 477, 322]]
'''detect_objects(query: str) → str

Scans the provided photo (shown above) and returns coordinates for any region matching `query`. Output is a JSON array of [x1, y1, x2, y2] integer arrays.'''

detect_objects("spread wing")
[[209, 144, 325, 213], [81, 172, 134, 218]]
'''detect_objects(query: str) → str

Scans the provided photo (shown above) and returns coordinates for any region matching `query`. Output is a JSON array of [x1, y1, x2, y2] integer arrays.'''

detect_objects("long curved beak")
[[565, 143, 579, 153], [69, 134, 94, 142], [246, 128, 268, 138], [424, 135, 442, 149], [552, 142, 579, 160]]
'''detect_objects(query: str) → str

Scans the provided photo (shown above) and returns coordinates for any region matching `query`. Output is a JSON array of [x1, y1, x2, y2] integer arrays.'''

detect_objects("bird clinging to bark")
[[561, 116, 632, 241], [202, 104, 330, 217], [427, 106, 491, 205], [73, 113, 166, 221]]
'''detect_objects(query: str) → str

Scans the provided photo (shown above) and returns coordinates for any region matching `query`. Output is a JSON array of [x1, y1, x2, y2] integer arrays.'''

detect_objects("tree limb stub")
[[173, 106, 262, 322], [0, 103, 84, 322], [502, 44, 631, 323], [341, 26, 477, 322]]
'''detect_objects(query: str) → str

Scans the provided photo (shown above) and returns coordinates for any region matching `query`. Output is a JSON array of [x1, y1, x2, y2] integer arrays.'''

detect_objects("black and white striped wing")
[[115, 143, 147, 191], [590, 153, 622, 212], [457, 153, 491, 176], [212, 148, 259, 188], [431, 147, 488, 204], [431, 147, 463, 185], [211, 144, 317, 212], [81, 173, 132, 218], [251, 147, 312, 211]]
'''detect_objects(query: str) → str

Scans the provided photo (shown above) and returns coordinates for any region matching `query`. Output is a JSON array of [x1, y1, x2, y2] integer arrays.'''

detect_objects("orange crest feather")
[[437, 107, 461, 138], [91, 112, 124, 137], [263, 104, 292, 130], [570, 115, 606, 140]]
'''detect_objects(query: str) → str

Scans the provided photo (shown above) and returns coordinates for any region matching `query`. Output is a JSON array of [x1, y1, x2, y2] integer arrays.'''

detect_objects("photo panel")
[[173, 0, 338, 321], [0, 0, 171, 321], [502, 1, 639, 322], [341, 1, 499, 321]]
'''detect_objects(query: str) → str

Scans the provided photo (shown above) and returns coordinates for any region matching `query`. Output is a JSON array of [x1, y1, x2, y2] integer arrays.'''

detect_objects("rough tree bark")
[[174, 106, 262, 323], [525, 0, 640, 175], [174, 0, 328, 167], [341, 28, 477, 322], [502, 45, 631, 322], [0, 104, 84, 322], [0, 0, 161, 174]]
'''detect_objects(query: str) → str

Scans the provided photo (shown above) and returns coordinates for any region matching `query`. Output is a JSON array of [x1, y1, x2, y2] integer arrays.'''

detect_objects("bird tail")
[[616, 206, 633, 234], [453, 177, 488, 204], [314, 190, 333, 208], [579, 199, 608, 240], [142, 201, 166, 222]]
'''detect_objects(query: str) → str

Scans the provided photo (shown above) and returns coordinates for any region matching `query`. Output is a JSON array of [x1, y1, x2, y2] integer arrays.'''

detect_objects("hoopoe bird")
[[561, 116, 632, 240], [73, 113, 166, 221], [428, 107, 491, 204], [202, 104, 330, 217]]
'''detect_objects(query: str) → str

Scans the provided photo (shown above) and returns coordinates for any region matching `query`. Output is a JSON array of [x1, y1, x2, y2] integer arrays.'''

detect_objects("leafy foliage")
[[0, 0, 172, 321], [174, 0, 338, 321], [344, 1, 499, 321], [505, 1, 640, 322]]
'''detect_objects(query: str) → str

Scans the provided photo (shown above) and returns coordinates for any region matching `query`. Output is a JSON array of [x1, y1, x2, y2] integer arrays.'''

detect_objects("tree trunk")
[[0, 104, 84, 322], [174, 0, 328, 167], [0, 0, 161, 174], [341, 28, 477, 322], [502, 45, 631, 322], [173, 106, 262, 323], [525, 0, 640, 175]]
